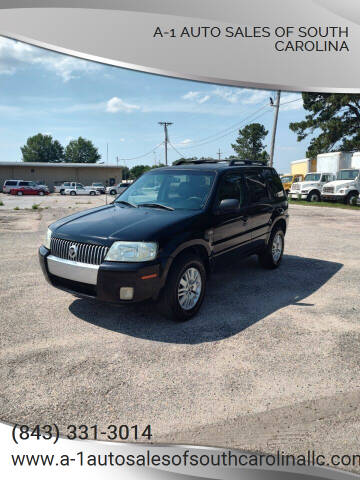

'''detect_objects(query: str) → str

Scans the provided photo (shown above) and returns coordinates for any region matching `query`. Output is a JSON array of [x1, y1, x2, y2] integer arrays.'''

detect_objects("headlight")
[[105, 241, 158, 262], [44, 228, 52, 249]]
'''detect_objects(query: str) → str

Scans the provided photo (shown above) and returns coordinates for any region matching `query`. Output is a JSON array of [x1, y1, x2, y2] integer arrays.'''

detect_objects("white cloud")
[[0, 36, 99, 82], [182, 91, 210, 104], [198, 95, 210, 104], [119, 138, 125, 142], [106, 97, 140, 113], [280, 92, 303, 111], [182, 91, 200, 100], [212, 87, 242, 104], [242, 89, 270, 104], [179, 139, 192, 145]]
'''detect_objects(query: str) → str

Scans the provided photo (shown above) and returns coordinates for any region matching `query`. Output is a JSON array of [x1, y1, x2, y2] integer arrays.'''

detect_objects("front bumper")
[[288, 192, 308, 200], [321, 193, 345, 202], [39, 245, 167, 303]]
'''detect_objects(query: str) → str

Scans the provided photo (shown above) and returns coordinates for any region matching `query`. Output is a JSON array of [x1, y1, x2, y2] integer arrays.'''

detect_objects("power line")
[[168, 141, 186, 158], [280, 97, 302, 107], [182, 107, 273, 150], [119, 141, 164, 162], [179, 105, 271, 150]]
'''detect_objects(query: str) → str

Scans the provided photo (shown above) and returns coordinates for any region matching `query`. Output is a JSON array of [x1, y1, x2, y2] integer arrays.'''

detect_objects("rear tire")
[[157, 254, 206, 322], [110, 189, 117, 195], [258, 225, 285, 269], [90, 191, 95, 196], [17, 191, 23, 196]]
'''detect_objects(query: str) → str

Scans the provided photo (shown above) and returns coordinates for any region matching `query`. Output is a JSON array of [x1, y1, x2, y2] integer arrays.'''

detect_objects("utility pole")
[[269, 90, 281, 168], [158, 121, 173, 165], [217, 148, 222, 160], [106, 143, 109, 164]]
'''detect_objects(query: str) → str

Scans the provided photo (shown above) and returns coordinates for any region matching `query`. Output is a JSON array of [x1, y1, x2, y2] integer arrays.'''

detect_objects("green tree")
[[64, 137, 101, 163], [289, 93, 360, 157], [21, 133, 64, 163], [231, 123, 269, 163], [129, 164, 151, 179]]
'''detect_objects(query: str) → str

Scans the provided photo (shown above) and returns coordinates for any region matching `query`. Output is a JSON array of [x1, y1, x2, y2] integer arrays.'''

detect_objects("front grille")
[[323, 186, 334, 193], [50, 237, 109, 265], [292, 184, 300, 190]]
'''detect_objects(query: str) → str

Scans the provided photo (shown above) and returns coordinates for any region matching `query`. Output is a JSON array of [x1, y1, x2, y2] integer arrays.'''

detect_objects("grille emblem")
[[68, 244, 78, 260]]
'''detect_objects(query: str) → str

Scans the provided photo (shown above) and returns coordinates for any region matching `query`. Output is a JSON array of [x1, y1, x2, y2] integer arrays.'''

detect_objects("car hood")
[[50, 203, 201, 245], [298, 181, 320, 187], [323, 180, 354, 188]]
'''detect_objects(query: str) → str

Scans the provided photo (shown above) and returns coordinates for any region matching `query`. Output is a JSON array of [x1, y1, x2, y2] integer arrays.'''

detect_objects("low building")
[[0, 162, 123, 191]]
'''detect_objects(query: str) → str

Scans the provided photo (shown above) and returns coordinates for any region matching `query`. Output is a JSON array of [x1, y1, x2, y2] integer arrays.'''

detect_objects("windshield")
[[281, 176, 292, 183], [337, 169, 359, 180], [93, 183, 102, 186], [304, 173, 321, 182], [116, 170, 215, 210]]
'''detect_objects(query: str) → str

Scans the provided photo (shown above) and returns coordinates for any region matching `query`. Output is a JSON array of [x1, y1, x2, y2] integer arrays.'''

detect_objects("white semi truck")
[[321, 152, 360, 204], [289, 152, 353, 202], [288, 172, 336, 202]]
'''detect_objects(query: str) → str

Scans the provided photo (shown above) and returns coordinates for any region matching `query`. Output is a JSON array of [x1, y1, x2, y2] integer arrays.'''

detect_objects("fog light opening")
[[120, 287, 134, 300]]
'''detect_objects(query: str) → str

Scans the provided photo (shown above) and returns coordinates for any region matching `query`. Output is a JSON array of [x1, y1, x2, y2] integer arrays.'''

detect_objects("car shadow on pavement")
[[69, 254, 342, 344]]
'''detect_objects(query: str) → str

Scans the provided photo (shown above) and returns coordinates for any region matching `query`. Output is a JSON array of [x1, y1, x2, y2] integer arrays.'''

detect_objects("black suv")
[[39, 160, 288, 321]]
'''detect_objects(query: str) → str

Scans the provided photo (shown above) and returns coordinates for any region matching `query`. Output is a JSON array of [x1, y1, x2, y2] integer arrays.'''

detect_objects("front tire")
[[17, 191, 23, 196], [110, 189, 117, 195], [70, 191, 76, 196], [39, 191, 44, 196], [307, 190, 320, 202], [347, 191, 358, 205], [258, 225, 285, 269], [90, 191, 95, 196], [157, 254, 206, 322]]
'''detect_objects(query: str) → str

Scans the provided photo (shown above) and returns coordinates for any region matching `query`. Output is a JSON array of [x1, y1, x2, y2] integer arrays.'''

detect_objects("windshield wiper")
[[116, 200, 138, 208], [138, 202, 174, 211]]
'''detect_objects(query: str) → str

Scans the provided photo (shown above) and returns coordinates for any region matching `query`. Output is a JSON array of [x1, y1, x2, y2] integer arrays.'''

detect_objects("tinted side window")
[[5, 181, 17, 186], [216, 173, 244, 206], [245, 172, 270, 203], [262, 168, 285, 200]]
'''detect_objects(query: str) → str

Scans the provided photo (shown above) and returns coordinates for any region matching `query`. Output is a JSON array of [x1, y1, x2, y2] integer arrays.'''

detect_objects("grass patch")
[[14, 206, 19, 210], [32, 203, 40, 210], [0, 200, 4, 206], [289, 199, 360, 210]]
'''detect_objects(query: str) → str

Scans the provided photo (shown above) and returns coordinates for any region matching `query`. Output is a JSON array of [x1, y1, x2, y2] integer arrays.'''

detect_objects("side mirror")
[[217, 198, 240, 214]]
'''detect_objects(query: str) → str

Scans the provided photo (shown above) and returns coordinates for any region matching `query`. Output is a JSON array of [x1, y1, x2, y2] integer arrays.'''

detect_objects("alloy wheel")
[[177, 267, 202, 311]]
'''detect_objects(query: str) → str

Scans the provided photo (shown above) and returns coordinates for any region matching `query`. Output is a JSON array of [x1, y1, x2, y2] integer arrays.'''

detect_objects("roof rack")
[[228, 159, 266, 166], [173, 158, 266, 166], [173, 158, 223, 165]]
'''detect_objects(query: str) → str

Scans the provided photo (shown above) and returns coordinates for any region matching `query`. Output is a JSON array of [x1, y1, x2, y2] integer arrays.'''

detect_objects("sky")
[[0, 36, 310, 174]]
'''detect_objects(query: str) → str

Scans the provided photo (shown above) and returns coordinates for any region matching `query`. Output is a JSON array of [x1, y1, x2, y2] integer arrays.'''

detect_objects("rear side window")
[[245, 171, 270, 203], [5, 181, 17, 186], [262, 168, 285, 200]]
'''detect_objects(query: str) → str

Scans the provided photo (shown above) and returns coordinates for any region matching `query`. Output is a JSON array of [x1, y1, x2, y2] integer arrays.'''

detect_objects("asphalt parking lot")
[[1, 193, 360, 470]]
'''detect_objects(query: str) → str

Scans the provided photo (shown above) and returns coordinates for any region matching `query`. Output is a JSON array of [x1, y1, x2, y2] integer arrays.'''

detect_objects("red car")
[[10, 186, 49, 196]]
